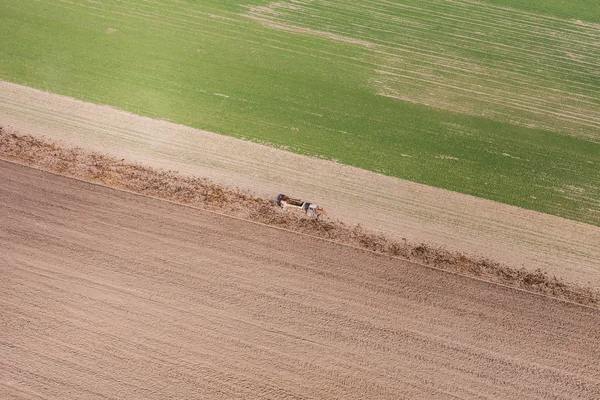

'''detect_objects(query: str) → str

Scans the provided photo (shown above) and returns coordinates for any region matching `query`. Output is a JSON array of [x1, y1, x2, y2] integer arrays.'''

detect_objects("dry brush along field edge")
[[1, 127, 598, 308], [1, 81, 599, 289]]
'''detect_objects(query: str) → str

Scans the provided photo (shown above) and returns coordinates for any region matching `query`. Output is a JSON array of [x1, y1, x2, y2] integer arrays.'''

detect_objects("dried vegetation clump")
[[1, 126, 598, 307]]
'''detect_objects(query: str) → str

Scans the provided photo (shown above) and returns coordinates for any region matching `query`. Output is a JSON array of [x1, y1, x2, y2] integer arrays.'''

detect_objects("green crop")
[[1, 0, 598, 225]]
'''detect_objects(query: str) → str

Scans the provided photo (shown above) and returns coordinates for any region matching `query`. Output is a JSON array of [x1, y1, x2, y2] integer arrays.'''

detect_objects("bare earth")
[[1, 81, 599, 288], [1, 161, 599, 399]]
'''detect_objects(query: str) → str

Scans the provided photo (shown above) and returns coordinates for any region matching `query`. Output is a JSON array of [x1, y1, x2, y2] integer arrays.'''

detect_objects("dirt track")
[[2, 129, 596, 306], [1, 81, 599, 289], [2, 161, 599, 399]]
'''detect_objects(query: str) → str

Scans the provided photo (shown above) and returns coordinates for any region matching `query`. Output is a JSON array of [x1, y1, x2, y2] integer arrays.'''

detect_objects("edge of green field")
[[1, 0, 598, 226], [480, 0, 600, 23]]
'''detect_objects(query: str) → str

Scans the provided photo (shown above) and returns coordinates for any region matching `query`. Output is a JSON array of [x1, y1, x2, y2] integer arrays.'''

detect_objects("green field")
[[1, 0, 599, 225]]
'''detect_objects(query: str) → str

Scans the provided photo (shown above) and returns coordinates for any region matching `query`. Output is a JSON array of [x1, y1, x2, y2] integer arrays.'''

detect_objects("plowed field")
[[2, 160, 599, 399]]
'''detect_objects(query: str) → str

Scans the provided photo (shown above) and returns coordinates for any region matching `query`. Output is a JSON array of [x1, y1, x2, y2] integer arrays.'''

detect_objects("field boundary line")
[[2, 155, 597, 311]]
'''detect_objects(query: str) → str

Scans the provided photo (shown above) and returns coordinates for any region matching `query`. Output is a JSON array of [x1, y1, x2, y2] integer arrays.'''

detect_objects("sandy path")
[[1, 160, 599, 399], [1, 81, 599, 288]]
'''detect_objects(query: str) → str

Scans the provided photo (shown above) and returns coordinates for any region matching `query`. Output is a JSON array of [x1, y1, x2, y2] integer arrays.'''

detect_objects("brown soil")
[[2, 127, 597, 307], [2, 160, 600, 399]]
